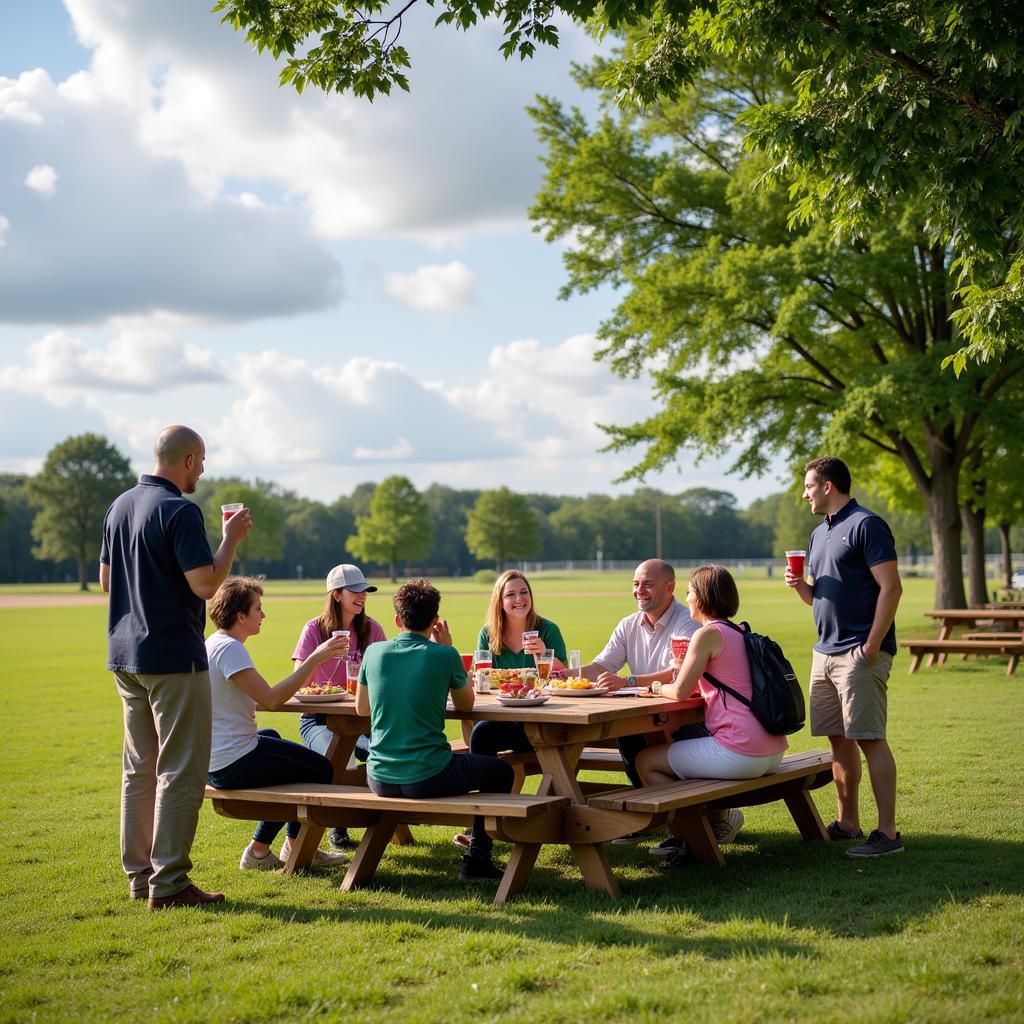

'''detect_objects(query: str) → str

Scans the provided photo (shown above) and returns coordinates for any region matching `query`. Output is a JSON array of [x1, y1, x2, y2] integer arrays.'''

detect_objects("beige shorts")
[[809, 647, 893, 741]]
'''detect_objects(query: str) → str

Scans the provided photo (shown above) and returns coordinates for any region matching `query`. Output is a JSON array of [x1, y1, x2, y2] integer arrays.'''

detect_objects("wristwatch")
[[626, 675, 637, 687], [650, 680, 663, 695]]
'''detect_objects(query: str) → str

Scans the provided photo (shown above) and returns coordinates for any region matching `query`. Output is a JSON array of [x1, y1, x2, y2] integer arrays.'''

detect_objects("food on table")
[[297, 683, 347, 696], [497, 675, 542, 700], [566, 679, 593, 690], [488, 668, 538, 689]]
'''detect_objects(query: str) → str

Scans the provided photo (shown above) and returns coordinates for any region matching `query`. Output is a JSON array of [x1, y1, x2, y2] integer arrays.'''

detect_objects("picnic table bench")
[[588, 749, 834, 866], [899, 638, 1024, 676], [206, 783, 570, 906]]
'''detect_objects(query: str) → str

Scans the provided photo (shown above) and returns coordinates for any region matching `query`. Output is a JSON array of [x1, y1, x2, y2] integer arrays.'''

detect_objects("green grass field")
[[1, 573, 1022, 1023]]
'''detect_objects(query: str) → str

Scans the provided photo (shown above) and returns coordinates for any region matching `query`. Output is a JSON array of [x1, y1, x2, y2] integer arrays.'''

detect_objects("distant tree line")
[[2, 433, 1018, 589]]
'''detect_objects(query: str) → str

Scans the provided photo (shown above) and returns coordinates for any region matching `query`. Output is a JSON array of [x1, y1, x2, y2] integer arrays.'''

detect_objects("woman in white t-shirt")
[[206, 576, 351, 872]]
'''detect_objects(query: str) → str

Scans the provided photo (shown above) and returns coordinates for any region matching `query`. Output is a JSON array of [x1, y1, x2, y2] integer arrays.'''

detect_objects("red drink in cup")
[[785, 550, 806, 576], [221, 502, 243, 523], [670, 634, 689, 660], [460, 653, 473, 672]]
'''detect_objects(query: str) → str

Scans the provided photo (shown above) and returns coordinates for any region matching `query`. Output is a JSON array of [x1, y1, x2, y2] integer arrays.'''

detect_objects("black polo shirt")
[[100, 475, 215, 674], [807, 498, 898, 656]]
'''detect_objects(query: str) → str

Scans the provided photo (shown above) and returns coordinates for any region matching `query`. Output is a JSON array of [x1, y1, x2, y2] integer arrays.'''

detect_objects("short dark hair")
[[208, 575, 265, 629], [805, 456, 851, 495], [393, 578, 440, 631], [688, 565, 740, 620]]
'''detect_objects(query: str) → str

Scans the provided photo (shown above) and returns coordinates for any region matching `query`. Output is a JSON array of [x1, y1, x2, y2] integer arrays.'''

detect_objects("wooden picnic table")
[[904, 608, 1024, 672], [267, 689, 704, 900]]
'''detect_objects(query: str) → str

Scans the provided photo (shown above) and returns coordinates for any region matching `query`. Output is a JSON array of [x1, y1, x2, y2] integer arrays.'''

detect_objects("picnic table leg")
[[341, 813, 398, 892], [1007, 653, 1019, 677], [530, 739, 621, 898], [286, 806, 327, 872], [673, 811, 725, 866], [907, 651, 923, 674], [783, 788, 829, 842], [930, 623, 953, 666], [493, 842, 541, 907]]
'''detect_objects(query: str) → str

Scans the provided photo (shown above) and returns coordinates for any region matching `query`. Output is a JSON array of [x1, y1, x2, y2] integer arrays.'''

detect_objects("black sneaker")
[[846, 830, 904, 858], [611, 829, 658, 846], [329, 828, 354, 851], [648, 836, 685, 857], [460, 855, 503, 882], [825, 820, 864, 842], [656, 849, 693, 871]]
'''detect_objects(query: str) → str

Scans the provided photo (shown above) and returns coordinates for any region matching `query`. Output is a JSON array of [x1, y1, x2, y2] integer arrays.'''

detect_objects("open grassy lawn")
[[1, 573, 1022, 1023]]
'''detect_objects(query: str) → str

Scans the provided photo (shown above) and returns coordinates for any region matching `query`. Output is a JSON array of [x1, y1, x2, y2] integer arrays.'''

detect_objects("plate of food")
[[295, 686, 349, 703], [495, 694, 550, 707], [487, 668, 541, 690], [543, 682, 610, 697]]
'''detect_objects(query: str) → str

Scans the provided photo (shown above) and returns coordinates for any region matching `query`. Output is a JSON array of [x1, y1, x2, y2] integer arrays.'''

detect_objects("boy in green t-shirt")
[[356, 579, 514, 882]]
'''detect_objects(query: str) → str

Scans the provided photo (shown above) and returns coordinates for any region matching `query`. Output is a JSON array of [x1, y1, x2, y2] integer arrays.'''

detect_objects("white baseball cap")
[[325, 563, 378, 593]]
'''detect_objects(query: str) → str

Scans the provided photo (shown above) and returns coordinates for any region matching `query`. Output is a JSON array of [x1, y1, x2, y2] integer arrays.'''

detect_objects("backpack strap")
[[701, 619, 754, 709]]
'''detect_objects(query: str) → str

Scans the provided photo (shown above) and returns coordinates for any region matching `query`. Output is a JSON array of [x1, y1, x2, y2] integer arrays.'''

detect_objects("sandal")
[[825, 820, 864, 841], [451, 831, 472, 850]]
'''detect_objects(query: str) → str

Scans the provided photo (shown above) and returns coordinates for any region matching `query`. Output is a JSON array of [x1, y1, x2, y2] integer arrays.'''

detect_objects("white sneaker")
[[711, 809, 744, 845], [280, 838, 349, 868], [239, 844, 284, 871]]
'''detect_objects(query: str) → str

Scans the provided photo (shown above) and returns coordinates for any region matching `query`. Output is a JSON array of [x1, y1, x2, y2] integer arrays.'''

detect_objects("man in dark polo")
[[100, 425, 252, 909], [785, 456, 904, 857]]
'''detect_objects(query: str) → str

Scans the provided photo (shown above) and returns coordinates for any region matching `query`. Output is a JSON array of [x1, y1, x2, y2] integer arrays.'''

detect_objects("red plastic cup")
[[221, 502, 243, 523], [670, 634, 690, 660], [460, 653, 473, 672], [785, 550, 806, 576]]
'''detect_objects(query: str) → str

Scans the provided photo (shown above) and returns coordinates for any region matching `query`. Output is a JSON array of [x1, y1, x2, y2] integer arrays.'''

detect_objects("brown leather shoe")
[[147, 884, 225, 911]]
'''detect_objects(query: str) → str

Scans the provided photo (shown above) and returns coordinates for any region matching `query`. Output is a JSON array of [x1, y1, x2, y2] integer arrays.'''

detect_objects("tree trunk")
[[77, 556, 89, 592], [389, 551, 397, 583], [922, 458, 966, 609], [999, 521, 1013, 589], [961, 500, 988, 606]]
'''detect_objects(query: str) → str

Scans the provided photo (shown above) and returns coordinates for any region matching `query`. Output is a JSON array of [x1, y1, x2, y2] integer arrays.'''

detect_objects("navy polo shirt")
[[807, 499, 898, 656], [100, 475, 215, 674]]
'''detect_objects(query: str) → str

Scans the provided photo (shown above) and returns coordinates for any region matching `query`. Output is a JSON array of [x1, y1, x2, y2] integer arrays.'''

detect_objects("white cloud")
[[24, 163, 57, 197], [0, 322, 227, 395], [0, 215, 9, 247], [0, 67, 343, 324], [381, 261, 477, 313]]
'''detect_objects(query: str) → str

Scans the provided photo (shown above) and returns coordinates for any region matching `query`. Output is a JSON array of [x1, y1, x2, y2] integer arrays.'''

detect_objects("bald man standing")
[[100, 426, 252, 909]]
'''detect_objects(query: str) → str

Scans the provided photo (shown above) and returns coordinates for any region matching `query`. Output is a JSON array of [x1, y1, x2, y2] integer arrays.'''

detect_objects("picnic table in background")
[[899, 608, 1024, 676]]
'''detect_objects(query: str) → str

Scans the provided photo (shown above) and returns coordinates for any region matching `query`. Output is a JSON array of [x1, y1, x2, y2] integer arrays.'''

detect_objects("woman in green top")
[[476, 570, 567, 668], [454, 571, 567, 848]]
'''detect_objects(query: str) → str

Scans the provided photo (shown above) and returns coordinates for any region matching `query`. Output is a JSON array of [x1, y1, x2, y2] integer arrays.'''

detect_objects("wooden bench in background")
[[206, 783, 569, 906], [898, 638, 1024, 676], [587, 749, 834, 866]]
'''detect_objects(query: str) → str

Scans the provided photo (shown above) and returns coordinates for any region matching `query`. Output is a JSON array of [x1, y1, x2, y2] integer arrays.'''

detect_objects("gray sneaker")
[[847, 830, 904, 858], [239, 845, 283, 871], [711, 809, 744, 845], [280, 839, 349, 868]]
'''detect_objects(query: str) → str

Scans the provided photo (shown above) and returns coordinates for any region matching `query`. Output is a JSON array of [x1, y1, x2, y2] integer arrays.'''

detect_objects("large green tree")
[[465, 487, 540, 570], [203, 481, 287, 575], [27, 434, 135, 590], [216, 1, 1023, 369], [530, 57, 1024, 607], [347, 475, 432, 581]]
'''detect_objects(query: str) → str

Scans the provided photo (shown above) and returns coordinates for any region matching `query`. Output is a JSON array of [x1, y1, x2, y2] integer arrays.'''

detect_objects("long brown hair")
[[484, 570, 540, 655], [316, 591, 372, 654]]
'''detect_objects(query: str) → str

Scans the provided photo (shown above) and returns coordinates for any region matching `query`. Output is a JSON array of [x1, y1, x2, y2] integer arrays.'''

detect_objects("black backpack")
[[703, 620, 805, 735]]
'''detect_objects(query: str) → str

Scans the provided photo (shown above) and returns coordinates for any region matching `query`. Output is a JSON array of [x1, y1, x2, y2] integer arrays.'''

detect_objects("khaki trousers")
[[114, 668, 212, 899]]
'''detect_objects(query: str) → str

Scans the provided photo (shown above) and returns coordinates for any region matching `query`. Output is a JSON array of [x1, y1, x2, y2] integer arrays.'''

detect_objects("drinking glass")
[[345, 657, 360, 695], [670, 634, 690, 662], [785, 550, 806, 576], [221, 502, 243, 523], [569, 649, 581, 678], [473, 649, 492, 671], [535, 648, 555, 681], [332, 630, 350, 659]]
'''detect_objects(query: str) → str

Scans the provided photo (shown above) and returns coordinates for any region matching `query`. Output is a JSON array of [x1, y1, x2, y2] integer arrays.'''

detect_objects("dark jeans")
[[618, 722, 711, 787], [208, 728, 333, 845], [469, 720, 534, 758], [367, 753, 514, 861], [300, 714, 370, 763]]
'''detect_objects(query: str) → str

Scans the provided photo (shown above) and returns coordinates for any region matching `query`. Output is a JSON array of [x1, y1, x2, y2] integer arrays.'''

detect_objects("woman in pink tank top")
[[636, 565, 787, 865]]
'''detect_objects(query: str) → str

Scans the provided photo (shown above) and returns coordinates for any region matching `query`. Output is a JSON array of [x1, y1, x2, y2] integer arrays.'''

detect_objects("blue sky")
[[0, 0, 790, 503]]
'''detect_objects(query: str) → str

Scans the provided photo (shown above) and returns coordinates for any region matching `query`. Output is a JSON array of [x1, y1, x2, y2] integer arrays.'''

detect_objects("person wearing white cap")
[[293, 563, 387, 849]]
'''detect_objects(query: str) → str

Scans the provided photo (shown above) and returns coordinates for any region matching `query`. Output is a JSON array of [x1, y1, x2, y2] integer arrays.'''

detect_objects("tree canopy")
[[216, 1, 1024, 369], [530, 55, 1024, 606], [465, 486, 540, 569], [26, 434, 135, 590], [204, 481, 287, 574], [347, 475, 433, 581]]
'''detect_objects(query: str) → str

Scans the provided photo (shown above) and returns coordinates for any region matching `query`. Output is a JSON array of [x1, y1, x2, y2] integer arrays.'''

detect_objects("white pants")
[[667, 735, 784, 780]]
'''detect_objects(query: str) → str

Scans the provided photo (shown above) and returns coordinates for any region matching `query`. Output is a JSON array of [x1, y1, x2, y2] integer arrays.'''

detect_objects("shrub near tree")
[[27, 433, 135, 591], [465, 487, 541, 570], [347, 475, 432, 582]]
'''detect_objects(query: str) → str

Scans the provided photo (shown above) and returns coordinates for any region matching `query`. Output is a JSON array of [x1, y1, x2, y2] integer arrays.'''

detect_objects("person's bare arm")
[[784, 566, 813, 606], [449, 682, 475, 711], [184, 509, 253, 599], [355, 681, 370, 716], [862, 560, 902, 662], [231, 634, 349, 708], [99, 562, 110, 593]]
